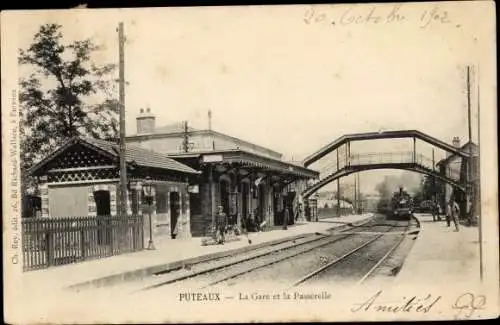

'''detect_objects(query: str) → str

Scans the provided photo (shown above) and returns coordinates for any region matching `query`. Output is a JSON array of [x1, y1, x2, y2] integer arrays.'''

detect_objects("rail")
[[140, 218, 378, 292], [287, 220, 409, 288]]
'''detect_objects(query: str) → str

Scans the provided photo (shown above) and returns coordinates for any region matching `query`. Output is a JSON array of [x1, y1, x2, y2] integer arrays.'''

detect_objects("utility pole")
[[118, 22, 128, 218], [183, 120, 189, 153], [432, 148, 436, 206], [354, 174, 357, 214], [336, 149, 340, 217], [208, 109, 212, 131], [476, 65, 483, 281], [357, 172, 361, 214], [466, 66, 473, 225]]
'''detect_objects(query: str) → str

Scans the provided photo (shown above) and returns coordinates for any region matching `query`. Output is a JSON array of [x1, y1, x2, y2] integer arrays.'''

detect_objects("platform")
[[20, 213, 374, 295], [394, 213, 481, 285]]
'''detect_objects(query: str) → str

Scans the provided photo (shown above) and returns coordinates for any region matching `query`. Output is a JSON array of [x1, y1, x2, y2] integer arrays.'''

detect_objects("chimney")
[[446, 136, 461, 158], [136, 107, 156, 135]]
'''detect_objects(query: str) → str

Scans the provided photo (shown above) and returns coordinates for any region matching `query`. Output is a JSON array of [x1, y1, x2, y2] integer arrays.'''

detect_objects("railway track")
[[151, 216, 377, 278], [136, 216, 408, 293], [288, 220, 410, 289]]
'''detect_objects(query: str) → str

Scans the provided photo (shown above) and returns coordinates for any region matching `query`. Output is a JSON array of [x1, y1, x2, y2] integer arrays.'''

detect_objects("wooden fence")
[[22, 215, 144, 271]]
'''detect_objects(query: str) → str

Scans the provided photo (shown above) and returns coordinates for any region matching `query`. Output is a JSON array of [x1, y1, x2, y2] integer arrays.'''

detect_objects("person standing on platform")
[[431, 202, 439, 222], [216, 205, 228, 244], [295, 202, 303, 222], [431, 202, 436, 222], [450, 199, 460, 232], [283, 206, 290, 230], [446, 201, 452, 227]]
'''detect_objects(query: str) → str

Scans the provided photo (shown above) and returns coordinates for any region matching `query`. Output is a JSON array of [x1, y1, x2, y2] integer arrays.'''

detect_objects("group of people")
[[213, 203, 302, 245], [431, 198, 461, 232], [214, 205, 265, 245]]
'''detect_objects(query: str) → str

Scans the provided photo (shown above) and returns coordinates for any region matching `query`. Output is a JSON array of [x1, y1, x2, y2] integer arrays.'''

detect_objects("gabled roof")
[[154, 123, 197, 134], [127, 127, 283, 159], [29, 137, 200, 176]]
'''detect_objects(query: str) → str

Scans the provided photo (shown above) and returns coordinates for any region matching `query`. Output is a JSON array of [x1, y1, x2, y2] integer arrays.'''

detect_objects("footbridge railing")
[[318, 151, 460, 181], [302, 130, 472, 202], [305, 151, 465, 198]]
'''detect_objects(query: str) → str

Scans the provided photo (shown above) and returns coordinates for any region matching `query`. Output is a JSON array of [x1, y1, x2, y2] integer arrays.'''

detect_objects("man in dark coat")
[[283, 206, 290, 230], [216, 205, 228, 244]]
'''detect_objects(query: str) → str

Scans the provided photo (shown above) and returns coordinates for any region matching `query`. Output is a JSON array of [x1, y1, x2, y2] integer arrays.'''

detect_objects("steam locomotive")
[[389, 187, 413, 220]]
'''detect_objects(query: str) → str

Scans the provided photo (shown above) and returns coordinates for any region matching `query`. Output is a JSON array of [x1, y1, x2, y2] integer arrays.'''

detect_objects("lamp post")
[[143, 176, 155, 250]]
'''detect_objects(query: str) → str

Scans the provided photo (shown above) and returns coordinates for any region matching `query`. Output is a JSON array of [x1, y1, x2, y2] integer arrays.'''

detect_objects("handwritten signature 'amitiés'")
[[351, 290, 441, 313]]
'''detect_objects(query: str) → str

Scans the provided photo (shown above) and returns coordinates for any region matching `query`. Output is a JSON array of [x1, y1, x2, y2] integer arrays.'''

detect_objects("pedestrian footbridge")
[[301, 130, 470, 198]]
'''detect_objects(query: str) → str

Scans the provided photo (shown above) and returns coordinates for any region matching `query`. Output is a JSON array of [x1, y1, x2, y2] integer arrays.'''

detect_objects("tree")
[[19, 23, 119, 195], [418, 175, 443, 202]]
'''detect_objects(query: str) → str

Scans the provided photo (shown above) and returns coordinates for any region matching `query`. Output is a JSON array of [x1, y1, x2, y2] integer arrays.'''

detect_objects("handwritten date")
[[303, 5, 451, 29]]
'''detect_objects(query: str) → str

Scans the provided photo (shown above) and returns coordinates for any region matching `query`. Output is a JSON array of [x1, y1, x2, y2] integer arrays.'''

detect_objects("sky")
[[12, 3, 493, 194]]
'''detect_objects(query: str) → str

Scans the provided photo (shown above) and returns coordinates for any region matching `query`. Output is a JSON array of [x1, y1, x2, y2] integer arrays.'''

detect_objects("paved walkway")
[[21, 213, 373, 294], [394, 213, 481, 285]]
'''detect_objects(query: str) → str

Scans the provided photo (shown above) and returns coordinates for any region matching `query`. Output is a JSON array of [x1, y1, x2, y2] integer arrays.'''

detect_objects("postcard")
[[2, 1, 498, 323]]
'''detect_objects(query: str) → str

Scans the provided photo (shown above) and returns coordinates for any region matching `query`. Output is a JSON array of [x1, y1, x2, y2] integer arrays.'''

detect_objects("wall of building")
[[42, 181, 120, 218], [128, 136, 186, 154], [127, 131, 282, 160], [444, 155, 462, 204], [190, 171, 300, 237], [129, 181, 191, 242], [190, 182, 212, 237], [192, 180, 218, 237], [48, 184, 89, 217], [41, 179, 192, 241]]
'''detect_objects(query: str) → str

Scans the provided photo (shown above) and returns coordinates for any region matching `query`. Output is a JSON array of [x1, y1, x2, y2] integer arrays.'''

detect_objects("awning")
[[200, 150, 318, 179]]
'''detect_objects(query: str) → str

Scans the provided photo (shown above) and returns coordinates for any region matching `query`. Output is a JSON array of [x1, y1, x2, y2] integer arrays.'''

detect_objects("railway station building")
[[436, 137, 479, 219], [28, 137, 200, 242], [126, 108, 319, 237]]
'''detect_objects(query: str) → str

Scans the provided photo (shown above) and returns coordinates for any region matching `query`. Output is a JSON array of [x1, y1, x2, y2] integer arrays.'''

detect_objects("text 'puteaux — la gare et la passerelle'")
[[178, 291, 332, 302]]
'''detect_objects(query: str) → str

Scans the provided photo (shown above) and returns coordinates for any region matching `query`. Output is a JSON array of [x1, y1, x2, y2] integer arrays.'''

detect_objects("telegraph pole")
[[183, 121, 189, 153], [432, 148, 436, 206], [357, 172, 361, 213], [466, 66, 473, 225], [118, 22, 128, 218], [476, 65, 483, 281], [336, 149, 340, 217], [208, 109, 212, 131], [354, 174, 357, 213]]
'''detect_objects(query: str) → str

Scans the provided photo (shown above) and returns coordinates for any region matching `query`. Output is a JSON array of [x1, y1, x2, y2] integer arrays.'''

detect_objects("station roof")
[[29, 137, 200, 176], [169, 149, 319, 179], [127, 127, 283, 160]]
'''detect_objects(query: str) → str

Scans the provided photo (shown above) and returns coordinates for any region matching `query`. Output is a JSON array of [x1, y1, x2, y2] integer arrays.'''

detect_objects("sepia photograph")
[[2, 1, 498, 323]]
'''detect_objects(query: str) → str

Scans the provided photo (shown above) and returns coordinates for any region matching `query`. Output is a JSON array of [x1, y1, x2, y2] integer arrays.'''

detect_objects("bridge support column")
[[337, 179, 341, 217], [336, 149, 340, 217], [346, 141, 350, 167], [297, 193, 307, 223], [413, 137, 416, 164]]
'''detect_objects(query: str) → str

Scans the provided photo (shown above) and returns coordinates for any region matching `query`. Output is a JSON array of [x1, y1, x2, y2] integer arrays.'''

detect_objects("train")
[[389, 187, 413, 220]]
